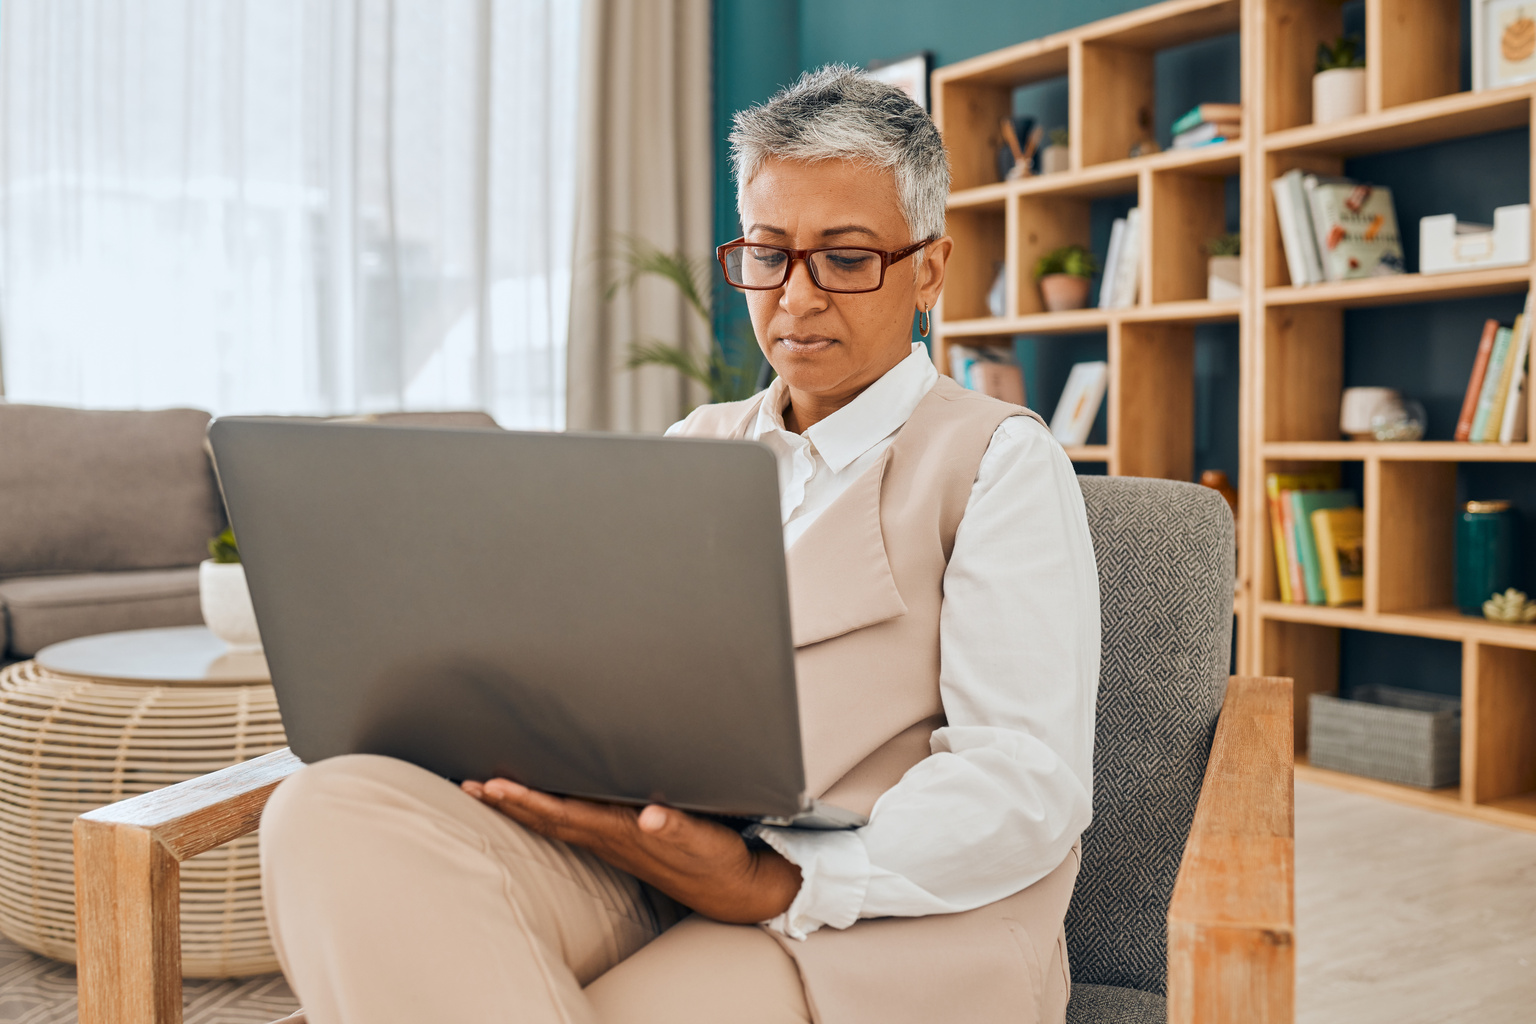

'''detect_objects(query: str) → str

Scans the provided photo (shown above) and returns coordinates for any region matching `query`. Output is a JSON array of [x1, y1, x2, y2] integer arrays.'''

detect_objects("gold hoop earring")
[[917, 305, 931, 338]]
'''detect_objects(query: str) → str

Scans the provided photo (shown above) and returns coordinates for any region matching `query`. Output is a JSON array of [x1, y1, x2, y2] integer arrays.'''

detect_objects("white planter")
[[1207, 255, 1243, 301], [1313, 67, 1365, 125], [199, 560, 262, 651], [1040, 144, 1070, 175]]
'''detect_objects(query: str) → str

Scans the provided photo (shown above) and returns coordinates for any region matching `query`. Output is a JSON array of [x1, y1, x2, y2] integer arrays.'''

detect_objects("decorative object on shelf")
[[1456, 499, 1520, 614], [1049, 361, 1108, 446], [949, 344, 1025, 406], [1266, 469, 1341, 604], [1312, 506, 1364, 606], [1339, 386, 1403, 439], [1420, 204, 1532, 275], [1097, 208, 1143, 310], [865, 50, 934, 110], [1034, 245, 1096, 311], [1313, 35, 1366, 124], [995, 115, 1037, 181], [1308, 687, 1461, 789], [1040, 127, 1070, 174], [1205, 232, 1242, 301], [200, 529, 261, 651], [1482, 587, 1536, 622], [987, 262, 1007, 318], [1370, 398, 1426, 441], [1199, 469, 1238, 515], [1127, 108, 1161, 158], [1474, 0, 1536, 90]]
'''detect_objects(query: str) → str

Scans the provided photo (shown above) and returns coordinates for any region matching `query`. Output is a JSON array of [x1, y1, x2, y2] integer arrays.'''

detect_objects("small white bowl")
[[199, 560, 262, 651]]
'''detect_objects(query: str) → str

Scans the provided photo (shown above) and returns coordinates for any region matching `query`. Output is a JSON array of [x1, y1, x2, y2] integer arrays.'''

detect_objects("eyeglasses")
[[716, 237, 930, 294]]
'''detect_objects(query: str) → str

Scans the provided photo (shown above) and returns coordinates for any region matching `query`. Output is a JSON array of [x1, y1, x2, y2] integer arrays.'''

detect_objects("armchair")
[[74, 477, 1293, 1024]]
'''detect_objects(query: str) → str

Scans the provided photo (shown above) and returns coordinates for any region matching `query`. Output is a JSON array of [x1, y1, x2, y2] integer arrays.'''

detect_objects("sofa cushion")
[[0, 569, 202, 657], [0, 404, 225, 578], [1066, 983, 1166, 1024]]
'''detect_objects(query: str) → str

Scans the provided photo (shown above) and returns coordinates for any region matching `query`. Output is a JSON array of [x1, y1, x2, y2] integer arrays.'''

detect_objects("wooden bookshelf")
[[1245, 0, 1536, 834], [933, 0, 1536, 834]]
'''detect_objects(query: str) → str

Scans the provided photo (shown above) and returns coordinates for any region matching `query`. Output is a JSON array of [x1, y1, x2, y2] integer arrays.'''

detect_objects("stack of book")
[[950, 345, 1026, 406], [1170, 103, 1241, 149], [1453, 298, 1534, 444], [1266, 469, 1364, 607], [1270, 169, 1406, 285], [1049, 361, 1108, 446], [1098, 208, 1142, 310]]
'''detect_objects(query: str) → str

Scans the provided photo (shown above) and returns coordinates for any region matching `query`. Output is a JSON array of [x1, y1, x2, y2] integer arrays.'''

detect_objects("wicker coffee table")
[[0, 626, 286, 977]]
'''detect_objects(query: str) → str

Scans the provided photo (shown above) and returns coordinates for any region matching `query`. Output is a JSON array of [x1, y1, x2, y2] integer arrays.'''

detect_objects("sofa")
[[0, 404, 498, 663]]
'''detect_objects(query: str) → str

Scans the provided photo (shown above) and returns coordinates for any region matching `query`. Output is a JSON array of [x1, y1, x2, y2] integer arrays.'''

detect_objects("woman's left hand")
[[462, 777, 801, 924]]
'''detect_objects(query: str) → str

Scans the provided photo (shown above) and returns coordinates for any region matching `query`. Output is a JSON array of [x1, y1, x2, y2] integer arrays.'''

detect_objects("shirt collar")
[[751, 343, 938, 473]]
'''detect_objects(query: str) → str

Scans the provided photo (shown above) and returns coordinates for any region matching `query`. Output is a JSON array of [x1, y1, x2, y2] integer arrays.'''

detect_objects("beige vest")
[[676, 376, 1079, 1024]]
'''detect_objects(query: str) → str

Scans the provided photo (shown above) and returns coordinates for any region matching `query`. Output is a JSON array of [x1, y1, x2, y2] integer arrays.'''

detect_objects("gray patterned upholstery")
[[1065, 477, 1234, 1011]]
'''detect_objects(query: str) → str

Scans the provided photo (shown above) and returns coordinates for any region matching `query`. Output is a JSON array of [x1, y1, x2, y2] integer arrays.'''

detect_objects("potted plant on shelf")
[[1205, 232, 1242, 301], [1314, 35, 1365, 125], [1040, 127, 1070, 175], [200, 529, 262, 651], [1034, 245, 1097, 312]]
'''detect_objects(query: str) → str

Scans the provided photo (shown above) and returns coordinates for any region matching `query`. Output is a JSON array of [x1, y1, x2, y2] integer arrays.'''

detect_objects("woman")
[[260, 65, 1098, 1024]]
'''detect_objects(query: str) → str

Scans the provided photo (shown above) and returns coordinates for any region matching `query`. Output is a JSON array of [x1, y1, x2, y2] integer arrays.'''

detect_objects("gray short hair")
[[729, 64, 950, 248]]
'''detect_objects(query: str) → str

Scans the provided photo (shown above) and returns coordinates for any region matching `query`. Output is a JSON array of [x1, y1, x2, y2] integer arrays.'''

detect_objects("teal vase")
[[1456, 500, 1518, 614]]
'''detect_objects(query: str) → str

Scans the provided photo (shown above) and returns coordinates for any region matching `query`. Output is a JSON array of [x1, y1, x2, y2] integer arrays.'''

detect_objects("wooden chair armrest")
[[73, 747, 304, 1024], [1167, 676, 1295, 1024]]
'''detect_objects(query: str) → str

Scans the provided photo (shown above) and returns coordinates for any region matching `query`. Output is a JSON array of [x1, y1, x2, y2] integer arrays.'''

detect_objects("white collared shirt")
[[667, 343, 1098, 939]]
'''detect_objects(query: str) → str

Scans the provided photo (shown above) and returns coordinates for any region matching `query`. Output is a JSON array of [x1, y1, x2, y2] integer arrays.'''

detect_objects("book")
[[1049, 361, 1108, 446], [1265, 470, 1339, 603], [1098, 217, 1127, 309], [1471, 325, 1514, 442], [1485, 313, 1527, 442], [971, 362, 1026, 405], [1170, 103, 1243, 136], [1105, 207, 1142, 309], [1291, 490, 1357, 605], [1303, 177, 1405, 281], [1270, 170, 1324, 286], [1171, 121, 1240, 148], [1311, 507, 1364, 607], [1499, 294, 1536, 443], [1278, 491, 1307, 602], [1454, 319, 1501, 442]]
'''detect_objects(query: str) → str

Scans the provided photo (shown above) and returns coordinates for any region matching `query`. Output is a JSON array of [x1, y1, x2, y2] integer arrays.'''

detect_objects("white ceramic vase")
[[1313, 67, 1365, 125], [1040, 144, 1070, 175], [199, 560, 262, 651], [1207, 255, 1243, 301]]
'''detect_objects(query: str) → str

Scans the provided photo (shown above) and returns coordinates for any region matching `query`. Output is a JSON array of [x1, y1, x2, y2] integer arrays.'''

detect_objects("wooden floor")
[[1297, 780, 1536, 1023]]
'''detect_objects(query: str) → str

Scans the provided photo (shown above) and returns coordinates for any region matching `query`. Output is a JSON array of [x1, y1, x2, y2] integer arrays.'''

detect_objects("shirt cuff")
[[751, 826, 870, 940]]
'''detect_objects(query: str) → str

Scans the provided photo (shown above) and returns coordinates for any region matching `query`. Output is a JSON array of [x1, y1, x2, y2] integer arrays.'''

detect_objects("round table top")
[[35, 626, 271, 685]]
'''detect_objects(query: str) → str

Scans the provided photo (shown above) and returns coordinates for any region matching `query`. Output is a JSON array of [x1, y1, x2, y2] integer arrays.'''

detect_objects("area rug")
[[0, 934, 299, 1024]]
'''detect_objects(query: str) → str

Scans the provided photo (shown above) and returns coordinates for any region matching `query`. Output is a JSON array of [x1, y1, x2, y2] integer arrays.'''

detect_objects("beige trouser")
[[259, 754, 811, 1024]]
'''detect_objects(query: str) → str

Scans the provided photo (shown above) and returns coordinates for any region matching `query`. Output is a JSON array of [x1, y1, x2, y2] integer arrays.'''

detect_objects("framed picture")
[[866, 51, 934, 111], [1474, 0, 1536, 90]]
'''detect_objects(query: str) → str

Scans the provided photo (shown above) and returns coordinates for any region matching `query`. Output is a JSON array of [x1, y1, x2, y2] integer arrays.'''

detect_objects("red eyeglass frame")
[[715, 237, 930, 294]]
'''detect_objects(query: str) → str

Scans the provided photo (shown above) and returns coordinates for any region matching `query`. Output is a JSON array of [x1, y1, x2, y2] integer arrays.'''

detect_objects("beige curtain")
[[567, 0, 713, 433]]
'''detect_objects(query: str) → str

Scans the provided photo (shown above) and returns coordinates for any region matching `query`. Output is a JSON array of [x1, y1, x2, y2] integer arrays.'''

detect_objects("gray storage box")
[[1308, 686, 1461, 789]]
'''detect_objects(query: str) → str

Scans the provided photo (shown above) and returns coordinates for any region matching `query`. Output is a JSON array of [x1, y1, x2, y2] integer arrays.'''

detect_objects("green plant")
[[208, 528, 239, 564], [1205, 232, 1242, 257], [1316, 35, 1364, 72], [607, 236, 763, 406], [1033, 245, 1097, 281], [1047, 126, 1069, 148]]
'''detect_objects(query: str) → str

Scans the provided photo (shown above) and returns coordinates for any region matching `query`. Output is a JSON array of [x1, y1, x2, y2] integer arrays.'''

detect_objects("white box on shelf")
[[1419, 204, 1531, 275]]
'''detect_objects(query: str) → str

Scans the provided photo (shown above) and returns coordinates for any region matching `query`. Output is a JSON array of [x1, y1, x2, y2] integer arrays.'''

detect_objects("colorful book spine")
[[1499, 298, 1535, 443], [1266, 476, 1293, 604], [1312, 507, 1364, 607], [1265, 471, 1342, 604], [1455, 319, 1502, 442], [1481, 316, 1523, 443], [1471, 325, 1514, 442], [1279, 492, 1306, 603], [1291, 490, 1357, 605]]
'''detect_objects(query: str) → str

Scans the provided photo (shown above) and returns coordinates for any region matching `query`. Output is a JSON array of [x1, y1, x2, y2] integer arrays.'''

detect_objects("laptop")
[[207, 418, 865, 830]]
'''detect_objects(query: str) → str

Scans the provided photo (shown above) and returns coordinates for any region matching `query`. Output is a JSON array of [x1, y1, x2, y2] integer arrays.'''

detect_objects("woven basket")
[[1308, 685, 1461, 789], [0, 660, 286, 977]]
